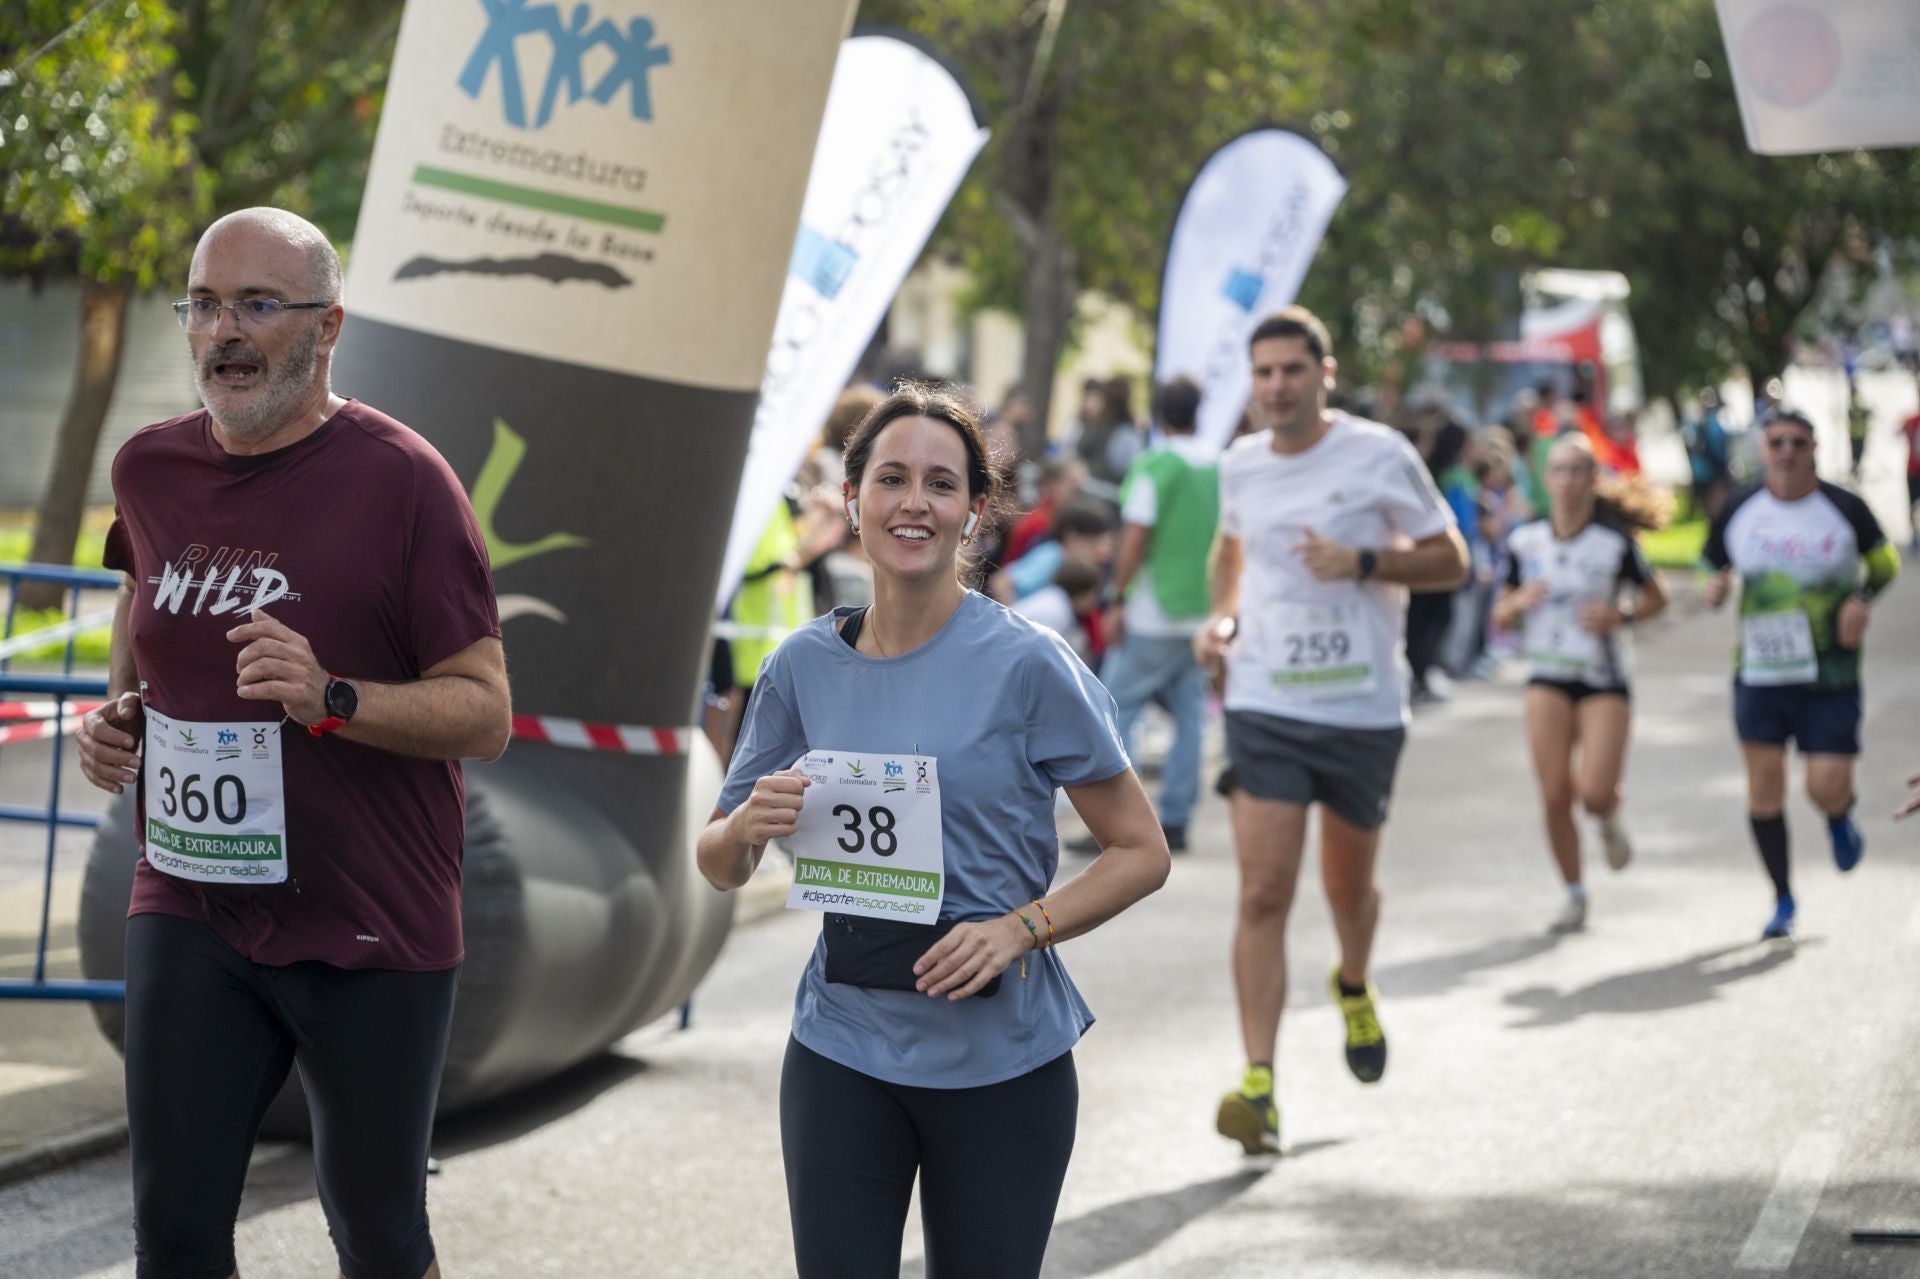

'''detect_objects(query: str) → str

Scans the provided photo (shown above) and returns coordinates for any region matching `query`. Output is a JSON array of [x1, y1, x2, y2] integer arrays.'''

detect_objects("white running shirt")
[[1219, 415, 1455, 729], [1504, 517, 1650, 688]]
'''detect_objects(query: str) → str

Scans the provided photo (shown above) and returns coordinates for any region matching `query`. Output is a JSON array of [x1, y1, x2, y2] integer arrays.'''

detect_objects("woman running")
[[1495, 436, 1668, 932], [698, 383, 1170, 1279]]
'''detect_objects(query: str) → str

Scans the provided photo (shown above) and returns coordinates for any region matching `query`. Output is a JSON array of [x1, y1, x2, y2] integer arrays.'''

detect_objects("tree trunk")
[[999, 49, 1069, 463], [1018, 227, 1072, 462], [22, 282, 132, 609]]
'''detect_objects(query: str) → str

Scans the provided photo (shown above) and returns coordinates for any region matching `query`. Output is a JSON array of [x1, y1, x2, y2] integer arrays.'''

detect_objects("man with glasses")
[[74, 207, 509, 1279], [1703, 407, 1899, 940]]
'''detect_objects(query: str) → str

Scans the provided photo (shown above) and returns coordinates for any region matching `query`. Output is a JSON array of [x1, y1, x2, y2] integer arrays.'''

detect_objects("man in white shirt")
[[1196, 306, 1468, 1155]]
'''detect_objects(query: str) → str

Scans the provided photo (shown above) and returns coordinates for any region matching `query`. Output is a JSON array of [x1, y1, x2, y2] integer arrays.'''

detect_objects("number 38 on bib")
[[784, 748, 946, 923], [143, 708, 290, 884]]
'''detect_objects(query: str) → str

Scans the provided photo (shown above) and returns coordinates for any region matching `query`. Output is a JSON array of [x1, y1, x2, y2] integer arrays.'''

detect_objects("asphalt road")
[[4, 542, 1920, 1276]]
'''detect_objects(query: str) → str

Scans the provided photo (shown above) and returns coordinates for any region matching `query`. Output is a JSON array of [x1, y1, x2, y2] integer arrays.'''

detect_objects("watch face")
[[326, 678, 358, 720]]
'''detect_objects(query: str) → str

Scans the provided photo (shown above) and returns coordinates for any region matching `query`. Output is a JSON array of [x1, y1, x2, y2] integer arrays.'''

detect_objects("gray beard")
[[195, 323, 322, 443]]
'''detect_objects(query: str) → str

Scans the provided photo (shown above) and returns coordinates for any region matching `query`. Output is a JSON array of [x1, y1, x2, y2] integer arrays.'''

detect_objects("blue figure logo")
[[460, 0, 672, 131], [217, 730, 239, 746], [585, 15, 673, 122], [534, 5, 596, 129], [1221, 267, 1263, 313]]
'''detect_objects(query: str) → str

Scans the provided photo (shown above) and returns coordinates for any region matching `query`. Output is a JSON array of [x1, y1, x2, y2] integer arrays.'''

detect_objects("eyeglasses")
[[1763, 434, 1813, 453], [172, 297, 331, 332]]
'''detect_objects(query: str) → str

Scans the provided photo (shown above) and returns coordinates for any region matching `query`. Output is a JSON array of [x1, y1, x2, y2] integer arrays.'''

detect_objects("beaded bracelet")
[[1015, 910, 1040, 978], [1030, 899, 1055, 949]]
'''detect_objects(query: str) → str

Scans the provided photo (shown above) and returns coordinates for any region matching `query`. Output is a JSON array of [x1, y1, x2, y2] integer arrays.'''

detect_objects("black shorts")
[[1907, 472, 1920, 508], [1733, 681, 1862, 756], [1218, 708, 1406, 831], [1527, 677, 1631, 705], [124, 914, 458, 1279]]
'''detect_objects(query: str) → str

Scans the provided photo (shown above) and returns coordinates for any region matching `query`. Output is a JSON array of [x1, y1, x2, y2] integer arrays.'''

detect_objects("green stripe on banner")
[[793, 858, 941, 900], [147, 819, 282, 860], [411, 165, 667, 233]]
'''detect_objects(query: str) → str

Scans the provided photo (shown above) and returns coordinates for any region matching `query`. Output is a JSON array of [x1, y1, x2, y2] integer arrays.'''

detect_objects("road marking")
[[1736, 1132, 1842, 1270]]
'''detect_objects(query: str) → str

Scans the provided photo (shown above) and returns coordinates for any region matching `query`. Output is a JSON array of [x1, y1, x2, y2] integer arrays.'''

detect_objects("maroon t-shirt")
[[103, 401, 501, 971]]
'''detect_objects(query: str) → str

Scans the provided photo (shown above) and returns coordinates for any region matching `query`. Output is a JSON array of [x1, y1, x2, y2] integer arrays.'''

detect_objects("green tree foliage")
[[1, 1, 397, 593], [862, 0, 1920, 431], [1276, 0, 1920, 406], [2, 1, 200, 286], [856, 0, 1301, 450]]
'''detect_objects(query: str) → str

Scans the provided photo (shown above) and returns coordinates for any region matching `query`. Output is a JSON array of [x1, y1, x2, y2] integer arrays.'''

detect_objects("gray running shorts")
[[1220, 708, 1407, 831]]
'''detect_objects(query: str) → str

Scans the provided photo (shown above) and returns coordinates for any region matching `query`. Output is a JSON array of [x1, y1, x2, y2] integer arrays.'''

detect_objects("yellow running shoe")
[[1215, 1064, 1280, 1155], [1329, 967, 1387, 1083]]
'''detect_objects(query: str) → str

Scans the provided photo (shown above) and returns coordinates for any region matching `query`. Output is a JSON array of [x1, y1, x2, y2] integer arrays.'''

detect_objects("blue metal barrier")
[[0, 561, 125, 1002]]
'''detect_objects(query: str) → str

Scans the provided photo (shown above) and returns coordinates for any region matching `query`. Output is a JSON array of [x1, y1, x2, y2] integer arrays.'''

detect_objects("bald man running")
[[76, 208, 511, 1279]]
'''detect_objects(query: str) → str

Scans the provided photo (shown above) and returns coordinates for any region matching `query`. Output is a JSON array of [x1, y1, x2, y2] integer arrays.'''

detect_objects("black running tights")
[[124, 914, 457, 1279], [779, 1037, 1077, 1279]]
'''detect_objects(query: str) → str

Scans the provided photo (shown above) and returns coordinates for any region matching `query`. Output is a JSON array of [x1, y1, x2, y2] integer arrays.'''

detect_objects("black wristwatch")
[[1356, 549, 1378, 582], [323, 676, 359, 723]]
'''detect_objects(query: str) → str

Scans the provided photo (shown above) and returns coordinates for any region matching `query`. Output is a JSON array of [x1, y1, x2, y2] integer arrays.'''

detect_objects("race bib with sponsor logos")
[[786, 749, 943, 923], [1524, 598, 1602, 680], [1255, 600, 1378, 700], [1741, 610, 1817, 686], [143, 709, 288, 884]]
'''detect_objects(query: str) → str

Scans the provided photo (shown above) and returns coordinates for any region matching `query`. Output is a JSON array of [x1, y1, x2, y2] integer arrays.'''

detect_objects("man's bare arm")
[[1374, 529, 1471, 591], [229, 609, 512, 762], [341, 637, 512, 761]]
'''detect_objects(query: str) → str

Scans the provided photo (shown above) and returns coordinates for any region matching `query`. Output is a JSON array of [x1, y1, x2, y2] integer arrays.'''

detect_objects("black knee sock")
[[1750, 813, 1791, 898]]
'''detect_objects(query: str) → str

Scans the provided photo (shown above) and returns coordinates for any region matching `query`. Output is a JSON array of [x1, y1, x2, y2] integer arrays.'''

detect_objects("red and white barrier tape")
[[0, 714, 84, 746], [510, 714, 690, 755], [0, 700, 105, 722], [0, 707, 692, 754]]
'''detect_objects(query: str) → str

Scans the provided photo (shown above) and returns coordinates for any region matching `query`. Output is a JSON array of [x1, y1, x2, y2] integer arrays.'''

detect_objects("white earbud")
[[846, 499, 859, 532], [963, 512, 979, 539]]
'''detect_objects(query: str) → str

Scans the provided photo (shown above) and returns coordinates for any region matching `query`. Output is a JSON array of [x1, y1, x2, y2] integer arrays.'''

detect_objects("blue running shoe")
[[1828, 812, 1864, 873], [1762, 895, 1796, 940]]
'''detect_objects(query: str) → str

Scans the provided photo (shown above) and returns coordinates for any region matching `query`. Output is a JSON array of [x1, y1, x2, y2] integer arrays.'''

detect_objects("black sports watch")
[[1356, 549, 1378, 582], [323, 676, 359, 723]]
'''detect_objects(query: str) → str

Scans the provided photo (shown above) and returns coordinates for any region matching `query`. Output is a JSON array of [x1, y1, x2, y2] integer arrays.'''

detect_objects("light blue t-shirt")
[[717, 591, 1130, 1088]]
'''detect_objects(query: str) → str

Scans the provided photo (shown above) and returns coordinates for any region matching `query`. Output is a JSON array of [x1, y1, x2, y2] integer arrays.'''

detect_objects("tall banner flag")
[[328, 0, 854, 1111], [715, 31, 988, 608], [1155, 129, 1347, 452], [1715, 0, 1920, 154]]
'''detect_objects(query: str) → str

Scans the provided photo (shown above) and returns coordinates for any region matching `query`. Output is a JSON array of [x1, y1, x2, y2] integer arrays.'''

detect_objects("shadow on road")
[[433, 1049, 650, 1159], [1372, 931, 1566, 1000], [1024, 1168, 1276, 1279], [0, 1050, 654, 1279], [0, 1140, 325, 1279], [1192, 1174, 1918, 1279], [1503, 939, 1805, 1029]]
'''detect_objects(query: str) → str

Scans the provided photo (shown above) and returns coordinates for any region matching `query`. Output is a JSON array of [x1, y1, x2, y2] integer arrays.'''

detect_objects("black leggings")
[[780, 1037, 1077, 1279], [124, 914, 458, 1279], [1406, 589, 1453, 686]]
